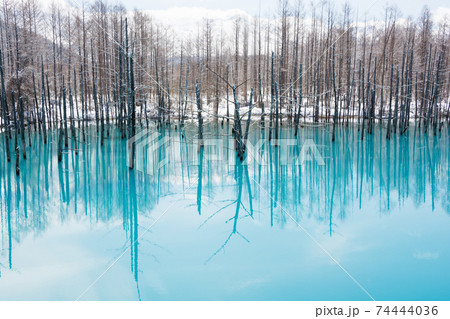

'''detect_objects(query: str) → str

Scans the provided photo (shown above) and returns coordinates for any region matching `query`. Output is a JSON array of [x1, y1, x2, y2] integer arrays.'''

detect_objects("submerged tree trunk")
[[332, 46, 338, 142], [11, 91, 19, 175], [243, 88, 253, 152], [196, 81, 204, 148]]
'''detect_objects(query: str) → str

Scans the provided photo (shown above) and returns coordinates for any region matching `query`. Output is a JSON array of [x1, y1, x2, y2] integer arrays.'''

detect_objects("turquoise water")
[[0, 123, 449, 300]]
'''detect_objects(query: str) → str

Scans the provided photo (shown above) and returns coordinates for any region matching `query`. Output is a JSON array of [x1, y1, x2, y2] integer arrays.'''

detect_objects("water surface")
[[0, 123, 449, 300]]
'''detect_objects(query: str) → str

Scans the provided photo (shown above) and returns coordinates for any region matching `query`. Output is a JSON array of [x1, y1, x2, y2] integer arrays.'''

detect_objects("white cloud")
[[142, 6, 252, 39], [37, 0, 71, 12], [432, 7, 450, 24]]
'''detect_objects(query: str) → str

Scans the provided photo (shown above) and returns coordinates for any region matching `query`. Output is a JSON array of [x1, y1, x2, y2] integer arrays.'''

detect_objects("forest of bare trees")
[[0, 0, 449, 172]]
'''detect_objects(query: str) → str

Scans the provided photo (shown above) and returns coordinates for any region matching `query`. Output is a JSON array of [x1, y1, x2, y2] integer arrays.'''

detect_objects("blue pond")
[[0, 123, 449, 300]]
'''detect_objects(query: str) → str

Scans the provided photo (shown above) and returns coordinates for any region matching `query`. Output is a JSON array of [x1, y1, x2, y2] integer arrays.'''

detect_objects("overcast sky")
[[52, 0, 449, 38], [119, 0, 449, 20]]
